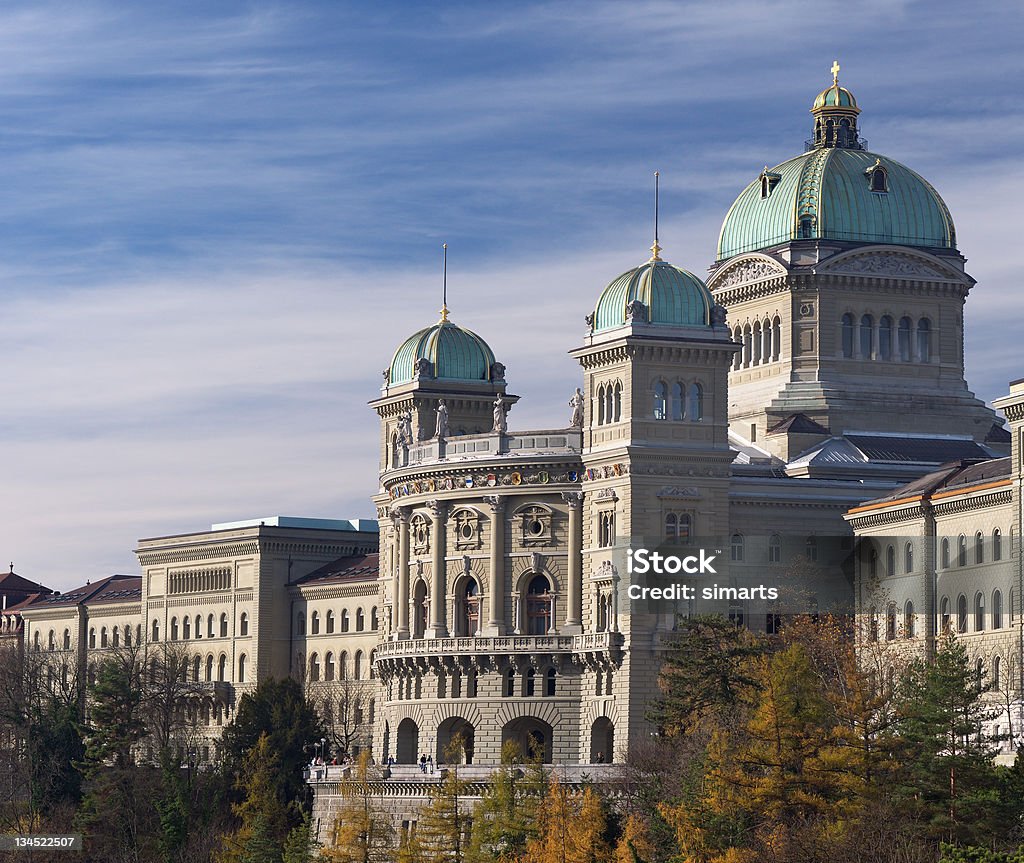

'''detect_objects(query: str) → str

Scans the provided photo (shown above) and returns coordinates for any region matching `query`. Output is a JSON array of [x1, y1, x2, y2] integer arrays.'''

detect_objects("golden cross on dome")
[[831, 59, 840, 85]]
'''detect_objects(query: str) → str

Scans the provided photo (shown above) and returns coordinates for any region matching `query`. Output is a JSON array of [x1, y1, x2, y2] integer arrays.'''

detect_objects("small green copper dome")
[[813, 83, 858, 110], [717, 148, 956, 261], [593, 257, 713, 332], [389, 316, 496, 385]]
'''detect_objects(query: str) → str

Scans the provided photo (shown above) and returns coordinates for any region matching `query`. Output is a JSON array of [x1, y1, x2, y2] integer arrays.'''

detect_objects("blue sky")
[[2, 0, 1023, 588]]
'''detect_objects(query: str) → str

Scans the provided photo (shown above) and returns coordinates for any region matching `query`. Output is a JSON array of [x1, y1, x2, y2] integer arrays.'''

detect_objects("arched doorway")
[[590, 717, 614, 763], [436, 717, 475, 764], [396, 718, 419, 764], [501, 717, 553, 763]]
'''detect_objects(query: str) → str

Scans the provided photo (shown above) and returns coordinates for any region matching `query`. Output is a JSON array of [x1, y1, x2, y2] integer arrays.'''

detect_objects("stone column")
[[427, 501, 448, 638], [562, 492, 583, 633], [396, 507, 411, 639], [483, 495, 506, 635]]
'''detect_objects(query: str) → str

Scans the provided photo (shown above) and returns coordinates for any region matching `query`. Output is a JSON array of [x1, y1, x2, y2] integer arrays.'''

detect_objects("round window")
[[529, 519, 544, 536]]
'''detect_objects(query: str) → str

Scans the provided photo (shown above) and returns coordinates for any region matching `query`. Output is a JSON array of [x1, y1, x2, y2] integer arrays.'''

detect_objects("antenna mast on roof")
[[439, 243, 450, 322], [650, 171, 662, 261]]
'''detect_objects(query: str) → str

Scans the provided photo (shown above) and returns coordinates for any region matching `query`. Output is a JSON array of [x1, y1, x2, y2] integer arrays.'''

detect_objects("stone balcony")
[[374, 631, 623, 663], [306, 762, 619, 785], [401, 429, 583, 469]]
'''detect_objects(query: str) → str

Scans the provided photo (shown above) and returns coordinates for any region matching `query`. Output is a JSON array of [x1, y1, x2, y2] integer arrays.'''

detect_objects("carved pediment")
[[820, 250, 960, 280], [710, 256, 787, 289]]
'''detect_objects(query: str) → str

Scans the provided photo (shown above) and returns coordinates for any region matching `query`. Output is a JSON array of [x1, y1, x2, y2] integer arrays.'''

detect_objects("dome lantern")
[[810, 60, 863, 150]]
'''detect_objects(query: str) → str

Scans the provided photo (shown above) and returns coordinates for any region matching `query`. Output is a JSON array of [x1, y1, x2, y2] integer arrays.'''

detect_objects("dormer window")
[[866, 159, 888, 192], [759, 169, 781, 199]]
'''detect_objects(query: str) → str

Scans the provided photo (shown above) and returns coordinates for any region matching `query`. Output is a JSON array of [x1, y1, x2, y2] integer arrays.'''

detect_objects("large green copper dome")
[[593, 257, 713, 332], [388, 315, 496, 385], [718, 67, 956, 261], [716, 147, 956, 261]]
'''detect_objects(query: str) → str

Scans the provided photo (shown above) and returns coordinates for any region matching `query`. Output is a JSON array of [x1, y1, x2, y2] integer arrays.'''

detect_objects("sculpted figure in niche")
[[435, 400, 450, 439], [397, 411, 414, 446], [569, 388, 585, 428], [493, 396, 507, 434]]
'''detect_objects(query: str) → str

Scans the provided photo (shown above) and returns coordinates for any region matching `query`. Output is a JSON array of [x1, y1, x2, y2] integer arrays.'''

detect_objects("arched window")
[[89, 628, 96, 649], [503, 668, 515, 697], [732, 327, 743, 369], [886, 603, 897, 640], [605, 386, 614, 426], [152, 620, 160, 642], [868, 607, 878, 642], [771, 316, 782, 361], [860, 314, 874, 359], [371, 607, 379, 630], [957, 594, 968, 633], [761, 318, 773, 363], [524, 668, 536, 697], [326, 610, 335, 634], [112, 627, 119, 647], [309, 653, 320, 682], [671, 382, 684, 421], [220, 613, 228, 638], [886, 545, 895, 577], [339, 651, 349, 680], [975, 532, 984, 564], [205, 654, 214, 682], [311, 611, 319, 635], [170, 618, 179, 641], [654, 381, 667, 420], [742, 324, 752, 366], [870, 166, 888, 192], [63, 629, 71, 650], [597, 385, 606, 425], [879, 315, 893, 360], [665, 513, 677, 541], [208, 614, 215, 638], [994, 656, 1002, 690], [994, 529, 1003, 561], [806, 535, 818, 562], [341, 610, 350, 632], [324, 652, 335, 681], [101, 627, 108, 648], [240, 612, 249, 637], [940, 596, 950, 632], [461, 579, 480, 636], [183, 616, 191, 639], [917, 319, 931, 363], [217, 654, 227, 682], [614, 382, 622, 421], [356, 608, 365, 632], [898, 316, 912, 361], [905, 541, 914, 573], [975, 592, 986, 632], [869, 550, 878, 579], [904, 600, 915, 638], [841, 313, 854, 358], [941, 538, 951, 568], [993, 590, 1003, 629], [238, 654, 247, 684], [526, 575, 553, 636], [731, 533, 744, 562], [768, 534, 782, 564], [355, 650, 363, 680], [545, 667, 556, 697], [192, 656, 201, 682], [688, 383, 703, 421], [958, 535, 967, 567], [976, 657, 985, 682], [751, 321, 762, 365], [297, 612, 306, 635]]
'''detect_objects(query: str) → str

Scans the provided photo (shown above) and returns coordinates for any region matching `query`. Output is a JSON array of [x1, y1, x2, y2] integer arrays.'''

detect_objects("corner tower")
[[570, 237, 738, 753], [708, 64, 1001, 461]]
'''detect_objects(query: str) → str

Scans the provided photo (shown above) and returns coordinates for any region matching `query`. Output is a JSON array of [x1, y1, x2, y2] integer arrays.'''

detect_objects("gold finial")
[[439, 243, 450, 323], [831, 59, 840, 85], [649, 171, 662, 261]]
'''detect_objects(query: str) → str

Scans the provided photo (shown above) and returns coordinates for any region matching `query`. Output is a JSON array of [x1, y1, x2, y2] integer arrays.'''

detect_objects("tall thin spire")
[[650, 171, 662, 261], [439, 242, 450, 323]]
